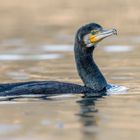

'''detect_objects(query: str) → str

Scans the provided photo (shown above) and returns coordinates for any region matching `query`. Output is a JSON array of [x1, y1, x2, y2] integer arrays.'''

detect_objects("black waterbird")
[[0, 23, 117, 99]]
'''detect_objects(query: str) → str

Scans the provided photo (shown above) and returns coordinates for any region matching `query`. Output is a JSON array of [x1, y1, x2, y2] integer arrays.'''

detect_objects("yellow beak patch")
[[89, 35, 97, 43]]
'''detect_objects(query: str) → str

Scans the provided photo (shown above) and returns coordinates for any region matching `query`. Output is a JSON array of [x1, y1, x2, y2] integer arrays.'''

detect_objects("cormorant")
[[0, 23, 119, 99]]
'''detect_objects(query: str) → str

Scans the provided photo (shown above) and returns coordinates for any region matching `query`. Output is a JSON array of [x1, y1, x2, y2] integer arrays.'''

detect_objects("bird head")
[[77, 23, 117, 48]]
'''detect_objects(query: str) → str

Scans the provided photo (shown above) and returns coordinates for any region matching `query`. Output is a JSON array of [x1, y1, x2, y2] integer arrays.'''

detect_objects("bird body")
[[0, 81, 89, 96]]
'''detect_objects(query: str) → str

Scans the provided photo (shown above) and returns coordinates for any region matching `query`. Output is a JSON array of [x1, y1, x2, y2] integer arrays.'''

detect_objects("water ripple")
[[0, 54, 62, 61], [103, 45, 133, 52], [42, 44, 73, 52], [0, 124, 21, 134]]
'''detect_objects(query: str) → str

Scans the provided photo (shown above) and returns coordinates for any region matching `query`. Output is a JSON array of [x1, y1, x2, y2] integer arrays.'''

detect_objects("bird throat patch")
[[89, 34, 97, 43]]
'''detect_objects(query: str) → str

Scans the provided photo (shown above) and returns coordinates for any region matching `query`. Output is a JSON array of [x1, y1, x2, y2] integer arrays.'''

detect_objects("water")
[[0, 36, 139, 140], [0, 0, 140, 139]]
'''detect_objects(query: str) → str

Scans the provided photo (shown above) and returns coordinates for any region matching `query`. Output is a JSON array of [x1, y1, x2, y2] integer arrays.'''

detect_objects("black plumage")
[[0, 23, 117, 98]]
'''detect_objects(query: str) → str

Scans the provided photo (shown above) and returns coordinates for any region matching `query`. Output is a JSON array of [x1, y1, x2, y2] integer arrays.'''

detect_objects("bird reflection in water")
[[76, 92, 105, 139]]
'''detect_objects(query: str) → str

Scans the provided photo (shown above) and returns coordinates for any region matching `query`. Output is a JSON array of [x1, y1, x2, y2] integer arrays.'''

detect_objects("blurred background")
[[0, 0, 140, 42]]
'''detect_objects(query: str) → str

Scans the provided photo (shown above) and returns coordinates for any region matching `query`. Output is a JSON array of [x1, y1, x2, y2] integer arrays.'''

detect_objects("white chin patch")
[[86, 43, 94, 48], [83, 34, 92, 47]]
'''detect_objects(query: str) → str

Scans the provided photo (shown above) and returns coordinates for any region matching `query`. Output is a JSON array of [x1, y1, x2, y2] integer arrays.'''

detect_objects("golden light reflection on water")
[[0, 37, 139, 140], [0, 0, 140, 140]]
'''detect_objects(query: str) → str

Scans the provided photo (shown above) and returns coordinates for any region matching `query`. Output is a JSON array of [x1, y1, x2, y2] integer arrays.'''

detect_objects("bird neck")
[[74, 41, 107, 91]]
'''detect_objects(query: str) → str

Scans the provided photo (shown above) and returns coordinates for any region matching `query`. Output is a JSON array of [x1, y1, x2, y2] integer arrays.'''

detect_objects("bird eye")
[[91, 29, 100, 35]]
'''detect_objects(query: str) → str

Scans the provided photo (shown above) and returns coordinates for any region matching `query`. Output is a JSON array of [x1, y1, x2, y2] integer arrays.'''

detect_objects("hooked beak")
[[84, 29, 117, 47]]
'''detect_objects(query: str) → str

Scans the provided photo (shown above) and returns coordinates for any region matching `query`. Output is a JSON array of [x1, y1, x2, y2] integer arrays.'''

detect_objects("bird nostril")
[[113, 29, 117, 35]]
